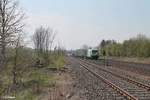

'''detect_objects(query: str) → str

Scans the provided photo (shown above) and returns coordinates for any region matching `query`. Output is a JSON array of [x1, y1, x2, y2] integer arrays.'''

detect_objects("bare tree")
[[0, 0, 25, 67], [33, 26, 56, 66], [12, 34, 22, 85]]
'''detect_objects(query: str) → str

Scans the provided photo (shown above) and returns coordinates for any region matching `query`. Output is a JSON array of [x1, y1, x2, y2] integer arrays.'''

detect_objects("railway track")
[[98, 58, 150, 76], [77, 58, 150, 100], [69, 57, 123, 100], [81, 59, 150, 91], [88, 59, 150, 86]]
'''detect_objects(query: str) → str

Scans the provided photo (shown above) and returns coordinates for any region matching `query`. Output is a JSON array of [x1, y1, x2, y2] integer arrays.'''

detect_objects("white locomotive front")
[[86, 49, 99, 60]]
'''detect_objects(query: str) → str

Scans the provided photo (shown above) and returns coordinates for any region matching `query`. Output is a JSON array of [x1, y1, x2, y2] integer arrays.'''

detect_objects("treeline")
[[33, 26, 66, 68], [99, 34, 150, 57]]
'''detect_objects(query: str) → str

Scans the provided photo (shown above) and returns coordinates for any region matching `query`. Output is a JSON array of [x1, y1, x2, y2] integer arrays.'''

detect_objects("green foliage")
[[0, 47, 62, 98], [48, 54, 66, 70], [54, 55, 65, 69], [16, 89, 37, 100], [0, 42, 66, 99], [15, 68, 56, 100], [100, 34, 150, 57], [30, 70, 51, 87]]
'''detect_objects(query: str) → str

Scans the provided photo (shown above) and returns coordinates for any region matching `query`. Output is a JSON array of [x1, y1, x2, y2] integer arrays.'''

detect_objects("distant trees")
[[99, 40, 117, 56], [0, 0, 25, 67], [33, 26, 56, 66], [99, 34, 150, 57]]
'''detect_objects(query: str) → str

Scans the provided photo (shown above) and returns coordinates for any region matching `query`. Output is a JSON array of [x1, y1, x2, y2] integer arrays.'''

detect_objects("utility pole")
[[103, 50, 108, 67]]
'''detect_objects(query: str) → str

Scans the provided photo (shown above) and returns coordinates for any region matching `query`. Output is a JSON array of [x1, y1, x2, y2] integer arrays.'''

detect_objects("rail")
[[79, 62, 138, 100], [81, 59, 150, 91]]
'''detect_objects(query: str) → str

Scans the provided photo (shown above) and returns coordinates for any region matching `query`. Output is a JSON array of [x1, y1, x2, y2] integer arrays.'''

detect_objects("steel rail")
[[79, 62, 138, 100], [81, 59, 150, 91]]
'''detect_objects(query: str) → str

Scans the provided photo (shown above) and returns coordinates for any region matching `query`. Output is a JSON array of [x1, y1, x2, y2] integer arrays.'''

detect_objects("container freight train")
[[73, 48, 99, 60]]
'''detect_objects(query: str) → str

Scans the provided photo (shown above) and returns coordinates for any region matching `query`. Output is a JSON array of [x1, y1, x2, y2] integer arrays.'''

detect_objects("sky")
[[20, 0, 150, 50]]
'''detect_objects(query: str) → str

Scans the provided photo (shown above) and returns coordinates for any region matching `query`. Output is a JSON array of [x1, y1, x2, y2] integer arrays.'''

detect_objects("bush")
[[100, 34, 150, 58]]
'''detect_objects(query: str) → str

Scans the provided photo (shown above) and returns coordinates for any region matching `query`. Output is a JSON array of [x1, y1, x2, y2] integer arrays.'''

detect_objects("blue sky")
[[20, 0, 150, 49]]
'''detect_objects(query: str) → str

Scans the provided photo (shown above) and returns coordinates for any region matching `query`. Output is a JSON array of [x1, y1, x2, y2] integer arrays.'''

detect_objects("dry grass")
[[106, 57, 150, 64]]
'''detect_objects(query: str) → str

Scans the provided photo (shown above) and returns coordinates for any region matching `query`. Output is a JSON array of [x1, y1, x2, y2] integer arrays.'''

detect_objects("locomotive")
[[73, 48, 99, 60], [86, 49, 99, 59]]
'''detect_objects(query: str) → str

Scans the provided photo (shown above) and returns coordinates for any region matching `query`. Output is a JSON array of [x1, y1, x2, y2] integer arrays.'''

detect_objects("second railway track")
[[77, 58, 150, 100], [81, 59, 150, 91]]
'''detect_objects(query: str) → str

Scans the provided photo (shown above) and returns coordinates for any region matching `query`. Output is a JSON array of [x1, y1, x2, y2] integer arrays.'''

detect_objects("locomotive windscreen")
[[92, 50, 98, 54]]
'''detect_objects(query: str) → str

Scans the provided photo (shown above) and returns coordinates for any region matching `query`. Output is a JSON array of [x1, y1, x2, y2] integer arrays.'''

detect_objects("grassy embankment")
[[103, 57, 150, 64], [0, 48, 66, 100]]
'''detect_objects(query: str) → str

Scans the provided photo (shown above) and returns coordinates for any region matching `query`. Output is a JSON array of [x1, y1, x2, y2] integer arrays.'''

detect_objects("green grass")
[[0, 51, 66, 100], [4, 67, 57, 100], [0, 69, 57, 100], [48, 55, 66, 70], [16, 89, 37, 100]]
